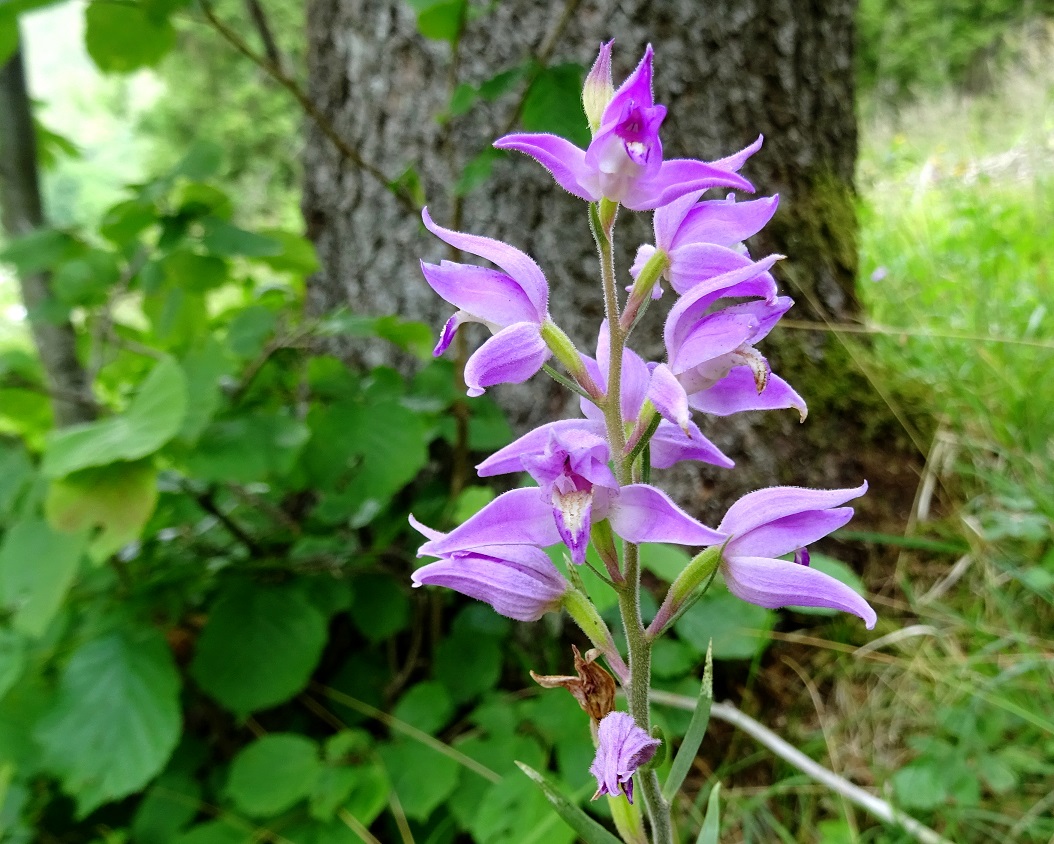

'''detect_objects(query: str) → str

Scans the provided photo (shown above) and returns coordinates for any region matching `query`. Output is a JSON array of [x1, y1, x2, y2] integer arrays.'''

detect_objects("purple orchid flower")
[[494, 44, 757, 210], [419, 208, 551, 396], [590, 711, 661, 803], [717, 483, 877, 627], [411, 470, 725, 566], [662, 266, 808, 419], [411, 544, 568, 622], [630, 191, 780, 297]]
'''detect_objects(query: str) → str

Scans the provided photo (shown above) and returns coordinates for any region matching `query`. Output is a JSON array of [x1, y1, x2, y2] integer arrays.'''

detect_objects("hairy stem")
[[592, 204, 673, 844]]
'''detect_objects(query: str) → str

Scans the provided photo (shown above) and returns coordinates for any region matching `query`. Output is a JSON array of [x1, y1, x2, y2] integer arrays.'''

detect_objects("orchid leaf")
[[695, 782, 721, 844], [515, 762, 623, 844], [662, 641, 713, 801]]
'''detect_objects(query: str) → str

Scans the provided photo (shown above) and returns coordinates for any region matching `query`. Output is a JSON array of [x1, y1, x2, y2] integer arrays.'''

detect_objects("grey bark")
[[303, 0, 883, 519], [0, 41, 95, 426]]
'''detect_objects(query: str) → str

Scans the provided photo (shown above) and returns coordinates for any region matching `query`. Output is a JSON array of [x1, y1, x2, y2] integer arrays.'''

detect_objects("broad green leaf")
[[225, 305, 277, 358], [392, 682, 454, 736], [454, 148, 501, 196], [406, 0, 464, 42], [377, 739, 460, 822], [226, 734, 321, 818], [190, 581, 328, 716], [100, 199, 157, 246], [0, 630, 26, 699], [178, 339, 231, 443], [173, 819, 248, 844], [787, 554, 868, 616], [0, 18, 16, 67], [349, 573, 410, 644], [663, 642, 713, 801], [515, 762, 622, 844], [891, 762, 949, 810], [309, 762, 388, 824], [674, 584, 774, 661], [84, 0, 176, 73], [131, 771, 202, 844], [521, 64, 589, 147], [640, 544, 691, 583], [143, 287, 208, 347], [51, 249, 120, 307], [200, 217, 283, 258], [36, 629, 181, 817], [257, 229, 320, 275], [0, 519, 85, 638], [45, 460, 158, 564], [473, 773, 576, 844], [0, 228, 82, 274], [695, 783, 721, 844], [172, 141, 224, 181], [162, 249, 228, 293], [0, 443, 34, 518], [651, 637, 698, 679], [42, 357, 188, 478], [434, 627, 502, 704], [183, 411, 308, 484]]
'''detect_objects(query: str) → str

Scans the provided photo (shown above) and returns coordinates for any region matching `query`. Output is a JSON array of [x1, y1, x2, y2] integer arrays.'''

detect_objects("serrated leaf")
[[100, 199, 157, 246], [226, 734, 321, 817], [190, 581, 328, 716], [45, 460, 158, 563], [377, 740, 460, 822], [84, 0, 175, 73], [0, 228, 82, 274], [184, 411, 308, 484], [35, 629, 181, 817], [0, 519, 85, 638], [43, 357, 188, 478]]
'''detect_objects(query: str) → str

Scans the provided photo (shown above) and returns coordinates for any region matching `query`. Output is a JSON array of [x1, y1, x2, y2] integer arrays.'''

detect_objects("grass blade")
[[695, 783, 721, 844], [515, 762, 623, 844], [662, 640, 713, 802]]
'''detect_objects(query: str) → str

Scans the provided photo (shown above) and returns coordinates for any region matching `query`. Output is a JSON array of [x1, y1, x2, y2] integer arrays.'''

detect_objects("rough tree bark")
[[0, 41, 95, 427], [303, 0, 908, 520]]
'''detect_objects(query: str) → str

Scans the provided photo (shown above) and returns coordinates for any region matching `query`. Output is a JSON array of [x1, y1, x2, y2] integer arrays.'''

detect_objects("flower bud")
[[583, 41, 614, 135]]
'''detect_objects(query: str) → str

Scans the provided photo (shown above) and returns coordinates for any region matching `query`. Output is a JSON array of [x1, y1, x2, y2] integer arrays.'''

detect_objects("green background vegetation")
[[0, 0, 1052, 842]]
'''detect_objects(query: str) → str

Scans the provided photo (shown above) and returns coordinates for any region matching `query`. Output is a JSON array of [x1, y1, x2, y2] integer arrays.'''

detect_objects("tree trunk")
[[0, 41, 95, 427], [303, 0, 911, 519]]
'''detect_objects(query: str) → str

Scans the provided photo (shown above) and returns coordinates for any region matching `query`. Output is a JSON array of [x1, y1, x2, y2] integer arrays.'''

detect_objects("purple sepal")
[[476, 419, 605, 477], [647, 363, 691, 432], [415, 488, 562, 557], [649, 420, 734, 470], [590, 712, 662, 803], [717, 483, 876, 628], [411, 544, 567, 622], [708, 134, 764, 172], [464, 322, 551, 397], [689, 370, 807, 419], [608, 484, 726, 547], [723, 554, 877, 629], [493, 133, 597, 202]]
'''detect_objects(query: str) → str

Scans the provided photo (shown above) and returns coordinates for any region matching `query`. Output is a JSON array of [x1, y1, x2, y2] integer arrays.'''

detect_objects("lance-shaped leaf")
[[515, 762, 622, 844], [662, 641, 713, 801], [696, 783, 722, 844]]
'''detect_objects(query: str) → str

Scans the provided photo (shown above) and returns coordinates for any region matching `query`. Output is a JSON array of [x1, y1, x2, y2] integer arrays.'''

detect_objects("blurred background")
[[0, 1, 1051, 842]]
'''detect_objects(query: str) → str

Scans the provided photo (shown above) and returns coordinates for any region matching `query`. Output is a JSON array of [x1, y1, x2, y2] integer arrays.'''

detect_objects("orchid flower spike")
[[495, 44, 758, 210], [410, 544, 568, 622], [717, 483, 877, 628], [590, 712, 661, 803], [419, 208, 553, 396]]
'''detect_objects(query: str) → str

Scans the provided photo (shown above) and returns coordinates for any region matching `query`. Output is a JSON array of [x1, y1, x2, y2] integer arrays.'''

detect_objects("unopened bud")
[[583, 41, 615, 134]]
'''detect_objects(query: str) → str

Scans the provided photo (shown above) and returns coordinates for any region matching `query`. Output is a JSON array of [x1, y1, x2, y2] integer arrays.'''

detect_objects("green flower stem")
[[592, 202, 673, 844]]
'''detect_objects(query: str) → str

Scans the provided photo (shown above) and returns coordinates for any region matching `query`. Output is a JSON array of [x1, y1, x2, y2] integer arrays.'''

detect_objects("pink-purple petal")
[[420, 260, 543, 326], [689, 370, 807, 418], [418, 488, 562, 557], [674, 194, 780, 250], [476, 419, 604, 477], [718, 483, 868, 538], [649, 420, 734, 470], [590, 711, 661, 802], [607, 484, 726, 547], [493, 133, 598, 201], [422, 208, 550, 313], [708, 134, 764, 173], [722, 554, 877, 629], [727, 508, 856, 559], [647, 363, 691, 430], [464, 322, 551, 397]]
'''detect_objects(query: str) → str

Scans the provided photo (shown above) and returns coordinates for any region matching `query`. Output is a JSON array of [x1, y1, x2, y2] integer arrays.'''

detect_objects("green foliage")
[[226, 734, 322, 817], [84, 0, 177, 74]]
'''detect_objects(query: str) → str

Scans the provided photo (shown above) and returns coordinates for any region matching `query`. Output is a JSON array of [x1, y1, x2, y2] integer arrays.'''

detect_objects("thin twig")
[[198, 0, 419, 213], [338, 809, 384, 844], [242, 0, 284, 72], [650, 691, 955, 844]]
